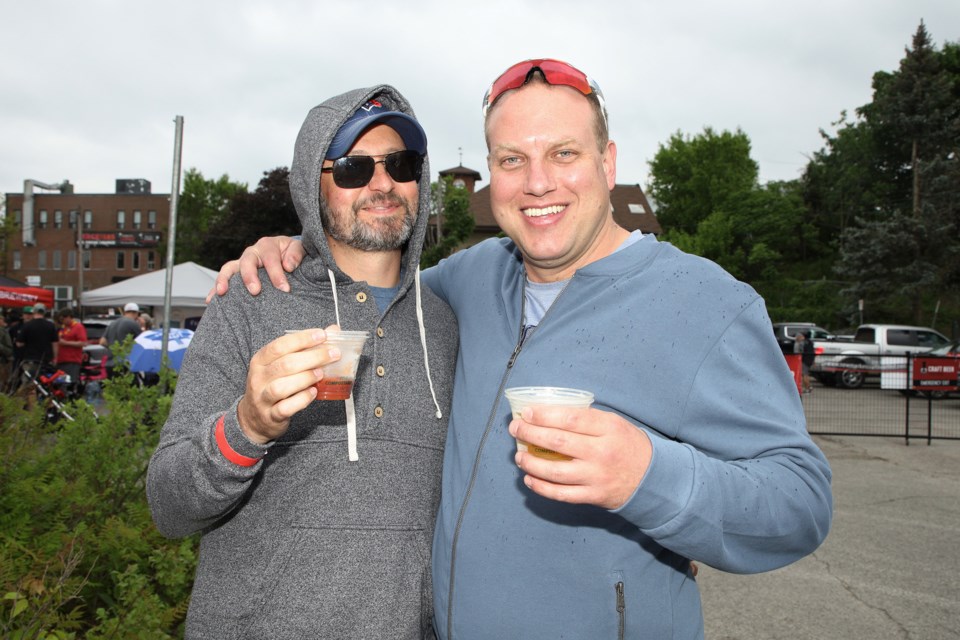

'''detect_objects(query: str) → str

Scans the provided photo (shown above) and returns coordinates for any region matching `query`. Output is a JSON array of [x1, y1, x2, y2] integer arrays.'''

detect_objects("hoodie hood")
[[290, 85, 431, 292]]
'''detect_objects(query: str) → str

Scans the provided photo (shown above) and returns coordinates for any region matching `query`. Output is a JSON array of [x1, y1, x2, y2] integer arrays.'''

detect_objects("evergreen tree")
[[825, 23, 960, 324]]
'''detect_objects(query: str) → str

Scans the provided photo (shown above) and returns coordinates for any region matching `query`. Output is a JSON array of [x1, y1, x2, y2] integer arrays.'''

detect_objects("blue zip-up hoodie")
[[423, 234, 832, 639]]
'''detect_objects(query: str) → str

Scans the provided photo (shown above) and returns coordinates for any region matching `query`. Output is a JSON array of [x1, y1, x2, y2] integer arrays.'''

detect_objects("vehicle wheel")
[[838, 359, 865, 389]]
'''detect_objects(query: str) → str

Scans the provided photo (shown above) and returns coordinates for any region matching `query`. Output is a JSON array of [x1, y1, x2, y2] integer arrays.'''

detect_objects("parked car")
[[812, 324, 951, 389], [772, 322, 836, 355], [81, 317, 114, 346]]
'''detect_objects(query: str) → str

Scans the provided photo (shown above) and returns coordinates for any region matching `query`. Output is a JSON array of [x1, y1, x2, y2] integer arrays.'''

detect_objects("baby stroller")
[[14, 360, 80, 423]]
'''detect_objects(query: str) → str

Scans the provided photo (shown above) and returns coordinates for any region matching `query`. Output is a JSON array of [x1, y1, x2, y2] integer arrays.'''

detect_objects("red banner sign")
[[911, 357, 958, 391]]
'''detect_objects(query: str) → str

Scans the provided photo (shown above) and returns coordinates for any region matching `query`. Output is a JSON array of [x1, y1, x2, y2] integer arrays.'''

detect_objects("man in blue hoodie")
[[215, 59, 832, 639]]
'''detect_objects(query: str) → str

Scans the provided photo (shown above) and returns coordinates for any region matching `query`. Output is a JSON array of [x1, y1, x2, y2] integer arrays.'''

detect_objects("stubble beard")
[[320, 192, 417, 251]]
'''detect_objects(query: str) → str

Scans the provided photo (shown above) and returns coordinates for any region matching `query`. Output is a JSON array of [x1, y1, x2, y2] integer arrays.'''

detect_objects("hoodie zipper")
[[445, 276, 571, 639], [616, 581, 625, 640]]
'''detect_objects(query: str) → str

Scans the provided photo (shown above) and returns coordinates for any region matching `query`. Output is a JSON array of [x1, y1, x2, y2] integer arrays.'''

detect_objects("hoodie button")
[[376, 327, 385, 338], [374, 406, 384, 418], [376, 365, 385, 377], [356, 292, 368, 303]]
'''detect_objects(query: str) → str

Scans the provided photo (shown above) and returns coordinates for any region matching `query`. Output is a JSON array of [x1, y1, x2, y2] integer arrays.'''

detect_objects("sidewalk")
[[699, 435, 960, 639]]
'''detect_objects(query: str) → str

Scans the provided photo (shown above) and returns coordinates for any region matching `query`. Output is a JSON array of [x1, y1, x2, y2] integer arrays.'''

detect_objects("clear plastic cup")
[[286, 329, 370, 400], [504, 386, 594, 460]]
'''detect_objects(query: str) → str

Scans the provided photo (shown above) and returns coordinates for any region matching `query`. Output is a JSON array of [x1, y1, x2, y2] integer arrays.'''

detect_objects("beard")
[[320, 192, 417, 251]]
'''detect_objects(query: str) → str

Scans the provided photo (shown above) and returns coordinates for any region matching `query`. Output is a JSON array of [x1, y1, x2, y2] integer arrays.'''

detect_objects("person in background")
[[214, 59, 833, 639], [7, 308, 25, 375], [100, 302, 142, 374], [138, 312, 154, 331], [55, 308, 87, 390], [0, 313, 13, 391], [147, 85, 457, 639], [15, 303, 58, 408], [796, 331, 816, 393]]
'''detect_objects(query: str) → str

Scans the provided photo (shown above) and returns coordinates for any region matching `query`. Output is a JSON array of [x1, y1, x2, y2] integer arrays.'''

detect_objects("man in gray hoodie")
[[147, 85, 458, 639]]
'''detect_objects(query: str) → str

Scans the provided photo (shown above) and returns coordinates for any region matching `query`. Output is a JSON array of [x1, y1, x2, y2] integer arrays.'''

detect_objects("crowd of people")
[[1, 301, 154, 403]]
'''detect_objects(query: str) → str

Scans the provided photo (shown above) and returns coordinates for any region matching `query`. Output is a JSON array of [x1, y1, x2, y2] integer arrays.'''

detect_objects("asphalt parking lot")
[[699, 434, 960, 639]]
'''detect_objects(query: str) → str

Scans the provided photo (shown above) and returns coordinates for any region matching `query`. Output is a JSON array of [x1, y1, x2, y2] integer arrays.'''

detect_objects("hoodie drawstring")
[[327, 268, 443, 462], [416, 267, 443, 420], [328, 269, 359, 462]]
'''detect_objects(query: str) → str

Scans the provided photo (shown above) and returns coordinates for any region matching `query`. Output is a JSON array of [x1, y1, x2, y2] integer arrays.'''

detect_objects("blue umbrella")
[[127, 328, 194, 372]]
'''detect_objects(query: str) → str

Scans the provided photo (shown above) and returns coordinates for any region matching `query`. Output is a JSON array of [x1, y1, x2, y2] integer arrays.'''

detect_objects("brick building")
[[3, 178, 169, 310]]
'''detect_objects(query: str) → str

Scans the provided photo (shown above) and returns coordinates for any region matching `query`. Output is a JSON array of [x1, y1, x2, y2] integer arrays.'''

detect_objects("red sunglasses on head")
[[482, 58, 607, 125]]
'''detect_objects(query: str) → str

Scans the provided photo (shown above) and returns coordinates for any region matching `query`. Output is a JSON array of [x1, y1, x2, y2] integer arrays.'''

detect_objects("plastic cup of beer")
[[286, 329, 370, 400], [504, 386, 594, 460]]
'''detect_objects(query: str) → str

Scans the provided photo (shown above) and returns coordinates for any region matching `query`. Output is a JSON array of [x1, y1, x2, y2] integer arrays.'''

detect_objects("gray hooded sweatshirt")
[[147, 85, 458, 639]]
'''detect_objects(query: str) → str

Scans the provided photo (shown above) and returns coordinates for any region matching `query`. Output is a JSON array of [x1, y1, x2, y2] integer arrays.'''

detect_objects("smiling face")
[[485, 81, 625, 283], [320, 123, 419, 254]]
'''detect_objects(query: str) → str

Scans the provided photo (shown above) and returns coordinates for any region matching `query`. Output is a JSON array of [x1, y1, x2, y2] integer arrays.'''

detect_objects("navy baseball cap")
[[326, 99, 427, 159]]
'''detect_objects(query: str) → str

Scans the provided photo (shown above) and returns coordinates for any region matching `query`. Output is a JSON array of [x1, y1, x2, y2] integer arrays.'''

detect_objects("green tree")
[[198, 168, 299, 270], [814, 23, 960, 325], [421, 177, 474, 268], [175, 169, 248, 266], [647, 127, 759, 236]]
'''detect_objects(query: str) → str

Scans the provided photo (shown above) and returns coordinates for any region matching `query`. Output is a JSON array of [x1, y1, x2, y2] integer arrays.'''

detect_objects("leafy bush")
[[0, 366, 197, 638]]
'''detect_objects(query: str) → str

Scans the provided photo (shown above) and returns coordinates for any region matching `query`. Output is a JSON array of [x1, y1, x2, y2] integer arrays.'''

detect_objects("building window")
[[117, 210, 125, 229], [68, 250, 77, 270], [52, 250, 62, 270], [116, 251, 125, 269], [69, 210, 78, 229], [54, 210, 63, 229], [133, 210, 142, 229], [14, 210, 21, 227], [147, 251, 156, 270], [12, 251, 20, 270], [84, 210, 93, 229], [38, 250, 47, 269], [132, 251, 140, 270], [83, 250, 91, 270], [39, 210, 48, 229], [148, 210, 157, 229]]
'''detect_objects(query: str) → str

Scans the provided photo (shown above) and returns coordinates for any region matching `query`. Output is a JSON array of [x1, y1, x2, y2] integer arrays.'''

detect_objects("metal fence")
[[797, 353, 960, 443]]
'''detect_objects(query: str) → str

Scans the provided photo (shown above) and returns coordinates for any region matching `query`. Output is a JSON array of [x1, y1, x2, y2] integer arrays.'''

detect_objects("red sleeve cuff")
[[214, 415, 262, 467]]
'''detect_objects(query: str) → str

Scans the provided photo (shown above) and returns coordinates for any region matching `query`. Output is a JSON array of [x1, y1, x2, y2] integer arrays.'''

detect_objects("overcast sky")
[[1, 0, 957, 202]]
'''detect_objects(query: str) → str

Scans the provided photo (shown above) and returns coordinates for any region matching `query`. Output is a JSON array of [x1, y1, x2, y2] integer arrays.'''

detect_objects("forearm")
[[147, 399, 267, 538], [146, 296, 265, 538], [617, 299, 832, 572], [618, 433, 831, 572]]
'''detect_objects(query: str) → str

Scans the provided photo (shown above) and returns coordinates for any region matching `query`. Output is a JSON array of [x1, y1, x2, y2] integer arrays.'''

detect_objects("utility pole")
[[76, 207, 84, 317]]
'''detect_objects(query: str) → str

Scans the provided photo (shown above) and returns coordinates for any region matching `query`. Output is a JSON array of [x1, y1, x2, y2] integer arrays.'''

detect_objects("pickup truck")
[[811, 324, 951, 388]]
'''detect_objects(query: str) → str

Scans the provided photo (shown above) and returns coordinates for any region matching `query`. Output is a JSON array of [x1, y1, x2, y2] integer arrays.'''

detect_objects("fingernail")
[[313, 369, 324, 380], [328, 347, 341, 359]]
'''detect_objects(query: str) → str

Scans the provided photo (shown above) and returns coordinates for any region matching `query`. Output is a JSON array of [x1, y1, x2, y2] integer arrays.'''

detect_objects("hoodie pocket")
[[239, 525, 432, 639]]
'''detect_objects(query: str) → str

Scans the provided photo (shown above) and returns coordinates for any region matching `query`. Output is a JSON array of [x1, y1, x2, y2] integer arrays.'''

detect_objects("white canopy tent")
[[80, 261, 217, 326]]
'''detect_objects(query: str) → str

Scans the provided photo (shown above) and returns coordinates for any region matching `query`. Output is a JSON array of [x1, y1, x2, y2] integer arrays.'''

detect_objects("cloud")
[[2, 0, 956, 198]]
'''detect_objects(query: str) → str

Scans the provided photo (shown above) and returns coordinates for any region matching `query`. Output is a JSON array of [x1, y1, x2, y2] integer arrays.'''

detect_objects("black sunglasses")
[[321, 150, 424, 189]]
